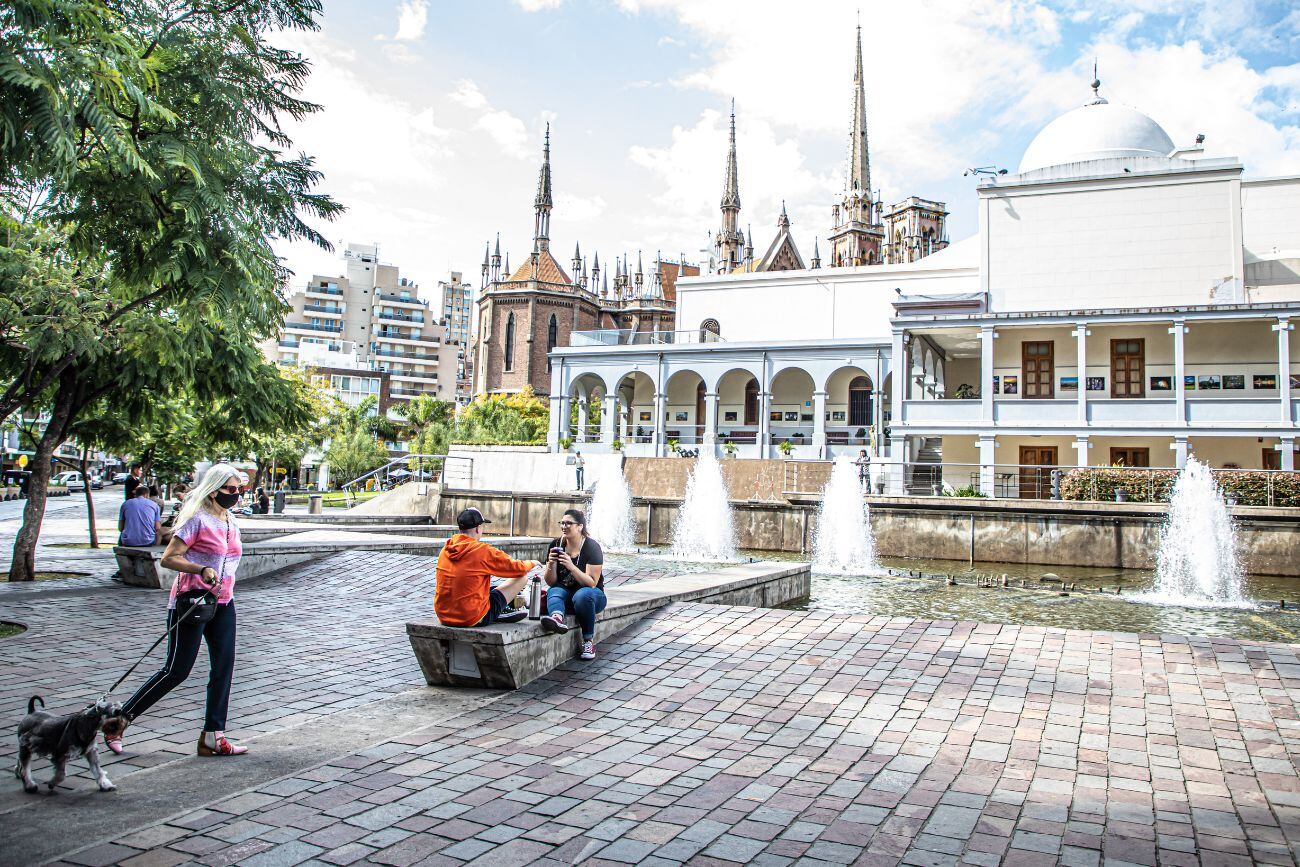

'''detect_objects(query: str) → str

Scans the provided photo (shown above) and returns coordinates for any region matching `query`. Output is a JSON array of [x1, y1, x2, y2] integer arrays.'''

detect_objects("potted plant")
[[953, 383, 979, 399], [778, 440, 794, 456], [667, 438, 680, 455], [559, 437, 573, 451], [611, 439, 623, 452], [722, 440, 738, 458]]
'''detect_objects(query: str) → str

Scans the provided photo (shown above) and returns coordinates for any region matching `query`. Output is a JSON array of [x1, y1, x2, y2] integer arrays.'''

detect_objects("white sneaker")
[[580, 640, 596, 660]]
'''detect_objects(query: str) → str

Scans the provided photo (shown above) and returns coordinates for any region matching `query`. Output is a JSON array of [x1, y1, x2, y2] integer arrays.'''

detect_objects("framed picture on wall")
[[800, 413, 813, 422], [1254, 374, 1277, 389], [1002, 375, 1018, 395], [1222, 374, 1245, 390], [1198, 374, 1221, 390], [723, 411, 737, 422], [831, 410, 846, 421], [1150, 376, 1172, 391], [674, 411, 688, 421], [638, 411, 651, 422], [769, 411, 782, 422], [1060, 376, 1078, 392], [1292, 374, 1300, 390], [1086, 377, 1105, 391], [992, 375, 1001, 394], [783, 411, 799, 421]]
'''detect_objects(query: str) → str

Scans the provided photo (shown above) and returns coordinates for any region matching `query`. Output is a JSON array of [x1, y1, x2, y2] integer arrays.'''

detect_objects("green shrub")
[[944, 485, 986, 498], [1059, 467, 1300, 506]]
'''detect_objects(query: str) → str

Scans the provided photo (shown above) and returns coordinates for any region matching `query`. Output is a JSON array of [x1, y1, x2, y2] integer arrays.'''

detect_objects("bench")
[[406, 561, 811, 690]]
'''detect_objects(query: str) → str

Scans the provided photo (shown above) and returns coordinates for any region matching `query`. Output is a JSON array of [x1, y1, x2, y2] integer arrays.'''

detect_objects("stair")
[[906, 437, 943, 495]]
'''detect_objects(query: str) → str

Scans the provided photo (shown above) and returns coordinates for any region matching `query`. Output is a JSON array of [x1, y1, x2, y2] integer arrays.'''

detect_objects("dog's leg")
[[46, 755, 66, 793], [17, 746, 37, 794], [84, 745, 115, 792]]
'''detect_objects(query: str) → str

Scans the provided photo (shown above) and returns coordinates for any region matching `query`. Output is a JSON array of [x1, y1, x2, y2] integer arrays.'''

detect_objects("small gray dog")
[[15, 696, 125, 793]]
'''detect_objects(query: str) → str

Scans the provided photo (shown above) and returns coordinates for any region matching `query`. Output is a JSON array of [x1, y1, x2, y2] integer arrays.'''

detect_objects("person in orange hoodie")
[[435, 508, 540, 627]]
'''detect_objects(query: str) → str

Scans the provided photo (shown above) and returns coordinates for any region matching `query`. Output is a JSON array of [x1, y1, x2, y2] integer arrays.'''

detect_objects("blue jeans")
[[547, 585, 607, 640]]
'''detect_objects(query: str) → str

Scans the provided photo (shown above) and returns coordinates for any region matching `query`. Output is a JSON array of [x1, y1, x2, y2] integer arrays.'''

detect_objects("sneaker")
[[580, 640, 596, 660], [496, 607, 528, 624], [540, 611, 569, 634]]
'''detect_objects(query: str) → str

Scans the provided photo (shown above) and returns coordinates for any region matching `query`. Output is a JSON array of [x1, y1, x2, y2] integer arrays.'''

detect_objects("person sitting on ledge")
[[540, 508, 606, 660], [434, 508, 537, 627]]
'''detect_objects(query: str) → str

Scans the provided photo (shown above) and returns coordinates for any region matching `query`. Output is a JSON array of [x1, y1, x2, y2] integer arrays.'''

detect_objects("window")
[[1110, 447, 1150, 467], [700, 319, 721, 342], [1022, 341, 1054, 399], [848, 376, 873, 428], [547, 314, 558, 373], [1111, 339, 1145, 398], [744, 379, 759, 426], [504, 312, 516, 371]]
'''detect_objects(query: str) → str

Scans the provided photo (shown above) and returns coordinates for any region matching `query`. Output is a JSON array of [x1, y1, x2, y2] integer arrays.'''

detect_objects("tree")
[[453, 386, 549, 444], [1, 0, 340, 580], [396, 393, 452, 456], [323, 395, 390, 486], [216, 366, 331, 492]]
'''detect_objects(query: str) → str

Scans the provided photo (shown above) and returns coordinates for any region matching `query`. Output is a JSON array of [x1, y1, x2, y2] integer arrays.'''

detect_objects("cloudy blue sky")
[[274, 0, 1300, 299]]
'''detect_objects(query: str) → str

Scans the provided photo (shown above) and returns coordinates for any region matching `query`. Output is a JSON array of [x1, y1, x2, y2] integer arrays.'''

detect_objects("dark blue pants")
[[122, 602, 236, 732], [547, 585, 607, 640]]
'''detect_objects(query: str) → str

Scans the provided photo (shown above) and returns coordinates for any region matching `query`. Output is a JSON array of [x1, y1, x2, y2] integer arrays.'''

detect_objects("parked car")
[[53, 471, 86, 492], [88, 475, 104, 490], [110, 472, 130, 485]]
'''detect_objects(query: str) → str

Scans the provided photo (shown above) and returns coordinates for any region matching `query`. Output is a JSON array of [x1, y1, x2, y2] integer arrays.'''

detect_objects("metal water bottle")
[[527, 571, 543, 620]]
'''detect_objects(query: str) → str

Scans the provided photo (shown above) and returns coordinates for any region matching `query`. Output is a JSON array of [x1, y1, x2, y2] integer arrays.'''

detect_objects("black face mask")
[[213, 491, 240, 509]]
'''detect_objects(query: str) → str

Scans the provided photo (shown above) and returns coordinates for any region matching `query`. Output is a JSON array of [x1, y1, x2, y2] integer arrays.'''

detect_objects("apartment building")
[[437, 271, 475, 403], [269, 243, 459, 407]]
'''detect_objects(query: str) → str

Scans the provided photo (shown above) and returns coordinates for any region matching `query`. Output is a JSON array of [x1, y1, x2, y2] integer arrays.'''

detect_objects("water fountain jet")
[[1149, 457, 1244, 606], [812, 456, 879, 574], [588, 467, 636, 553], [671, 451, 737, 562]]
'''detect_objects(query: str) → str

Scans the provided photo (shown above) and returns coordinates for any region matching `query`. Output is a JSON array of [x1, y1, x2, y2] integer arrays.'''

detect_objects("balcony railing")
[[376, 310, 425, 323], [304, 303, 344, 314], [305, 285, 343, 296], [377, 292, 428, 306], [569, 328, 723, 347], [373, 348, 440, 361], [286, 321, 343, 333], [388, 387, 434, 398]]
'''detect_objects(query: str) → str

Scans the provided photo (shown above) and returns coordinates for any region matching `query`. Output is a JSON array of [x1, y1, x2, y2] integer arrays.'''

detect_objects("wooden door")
[[1018, 445, 1057, 498], [744, 379, 758, 426], [848, 376, 873, 429], [1110, 447, 1150, 467], [1022, 342, 1054, 399], [1111, 338, 1145, 398]]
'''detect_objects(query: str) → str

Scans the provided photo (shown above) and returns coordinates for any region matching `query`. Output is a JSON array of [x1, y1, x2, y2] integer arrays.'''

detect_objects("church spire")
[[846, 23, 871, 196], [722, 99, 740, 211], [533, 123, 553, 253], [716, 99, 743, 271]]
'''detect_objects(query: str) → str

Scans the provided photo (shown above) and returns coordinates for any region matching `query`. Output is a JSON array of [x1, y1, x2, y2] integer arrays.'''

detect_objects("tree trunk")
[[251, 460, 267, 494], [80, 446, 98, 548], [9, 389, 75, 581]]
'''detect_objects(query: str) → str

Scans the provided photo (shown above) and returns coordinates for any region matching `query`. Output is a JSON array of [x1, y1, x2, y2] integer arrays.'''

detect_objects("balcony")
[[305, 285, 343, 297], [900, 399, 981, 425], [286, 321, 343, 334], [1186, 397, 1283, 425], [993, 399, 1077, 424], [388, 387, 434, 399], [377, 292, 427, 307], [376, 310, 425, 324], [1087, 398, 1174, 424], [304, 303, 344, 315], [373, 348, 440, 362], [570, 329, 722, 347]]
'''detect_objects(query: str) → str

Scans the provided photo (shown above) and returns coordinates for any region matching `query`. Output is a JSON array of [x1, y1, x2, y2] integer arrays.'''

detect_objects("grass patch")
[[282, 491, 382, 508], [0, 571, 90, 582], [0, 622, 26, 639]]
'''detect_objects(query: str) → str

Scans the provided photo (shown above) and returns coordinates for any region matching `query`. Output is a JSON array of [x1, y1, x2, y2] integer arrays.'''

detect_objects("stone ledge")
[[406, 561, 810, 690]]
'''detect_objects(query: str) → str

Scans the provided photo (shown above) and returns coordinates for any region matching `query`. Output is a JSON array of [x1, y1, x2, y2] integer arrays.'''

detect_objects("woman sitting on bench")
[[539, 508, 605, 661]]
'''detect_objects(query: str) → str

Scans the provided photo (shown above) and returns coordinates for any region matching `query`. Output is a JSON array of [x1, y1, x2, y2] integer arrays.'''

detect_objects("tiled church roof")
[[503, 249, 573, 287]]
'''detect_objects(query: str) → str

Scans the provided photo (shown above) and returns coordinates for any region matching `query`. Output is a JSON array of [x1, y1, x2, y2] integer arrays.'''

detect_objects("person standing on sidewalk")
[[113, 463, 250, 758], [574, 451, 585, 491]]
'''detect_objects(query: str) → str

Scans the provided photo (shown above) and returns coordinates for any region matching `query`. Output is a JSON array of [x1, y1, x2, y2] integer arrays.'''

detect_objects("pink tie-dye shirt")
[[167, 510, 242, 608]]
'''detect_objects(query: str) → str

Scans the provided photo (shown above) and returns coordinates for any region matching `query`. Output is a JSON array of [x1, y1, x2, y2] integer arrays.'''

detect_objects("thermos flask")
[[527, 572, 543, 619]]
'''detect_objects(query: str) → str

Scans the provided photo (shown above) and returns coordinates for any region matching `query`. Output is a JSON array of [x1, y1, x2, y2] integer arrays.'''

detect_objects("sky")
[[273, 0, 1300, 305]]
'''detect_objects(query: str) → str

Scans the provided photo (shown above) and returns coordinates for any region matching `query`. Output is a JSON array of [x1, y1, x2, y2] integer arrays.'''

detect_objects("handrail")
[[339, 453, 472, 502]]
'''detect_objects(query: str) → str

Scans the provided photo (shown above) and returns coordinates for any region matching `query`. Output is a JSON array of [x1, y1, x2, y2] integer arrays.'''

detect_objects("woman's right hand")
[[200, 566, 219, 587]]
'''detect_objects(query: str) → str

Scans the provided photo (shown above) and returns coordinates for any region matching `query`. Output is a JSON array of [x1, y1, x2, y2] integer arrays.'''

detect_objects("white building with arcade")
[[547, 80, 1300, 495]]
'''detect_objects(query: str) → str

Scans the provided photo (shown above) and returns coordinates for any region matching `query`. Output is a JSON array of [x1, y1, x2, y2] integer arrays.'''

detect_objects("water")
[[670, 452, 738, 562], [1148, 457, 1244, 607], [812, 456, 879, 574], [588, 469, 636, 553]]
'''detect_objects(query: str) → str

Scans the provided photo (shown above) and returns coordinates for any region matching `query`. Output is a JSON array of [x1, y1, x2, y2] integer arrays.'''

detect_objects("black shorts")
[[474, 589, 512, 626]]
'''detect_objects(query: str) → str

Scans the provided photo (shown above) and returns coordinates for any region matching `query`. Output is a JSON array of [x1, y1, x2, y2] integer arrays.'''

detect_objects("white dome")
[[1019, 97, 1175, 174]]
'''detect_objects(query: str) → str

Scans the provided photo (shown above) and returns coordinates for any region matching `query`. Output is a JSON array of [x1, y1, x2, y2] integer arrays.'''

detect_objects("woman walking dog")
[[110, 464, 249, 757]]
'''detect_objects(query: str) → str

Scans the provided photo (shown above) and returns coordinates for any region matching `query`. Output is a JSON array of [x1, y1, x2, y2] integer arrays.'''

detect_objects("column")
[[1276, 317, 1293, 424], [547, 394, 564, 451], [979, 327, 996, 422], [1281, 437, 1296, 471], [652, 391, 667, 457], [1172, 437, 1189, 469], [1073, 323, 1089, 425], [873, 351, 885, 456], [812, 390, 827, 458], [557, 395, 571, 445], [888, 436, 910, 495], [600, 392, 617, 445], [576, 399, 589, 442], [889, 332, 908, 493], [978, 435, 997, 498], [702, 392, 719, 448], [758, 390, 771, 458], [1170, 321, 1187, 424], [1073, 436, 1090, 467]]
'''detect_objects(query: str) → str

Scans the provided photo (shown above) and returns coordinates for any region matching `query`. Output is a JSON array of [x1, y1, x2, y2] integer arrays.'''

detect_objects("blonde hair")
[[172, 463, 247, 531]]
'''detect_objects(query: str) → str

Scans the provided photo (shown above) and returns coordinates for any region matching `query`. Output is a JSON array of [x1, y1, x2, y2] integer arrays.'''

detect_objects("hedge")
[[1059, 467, 1300, 507]]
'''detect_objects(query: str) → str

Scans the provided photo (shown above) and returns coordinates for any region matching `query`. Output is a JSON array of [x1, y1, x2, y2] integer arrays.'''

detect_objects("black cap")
[[456, 508, 491, 531]]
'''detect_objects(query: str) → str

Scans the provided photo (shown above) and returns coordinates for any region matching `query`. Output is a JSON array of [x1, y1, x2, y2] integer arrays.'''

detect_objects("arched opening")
[[849, 376, 873, 428], [744, 379, 759, 426], [665, 369, 705, 445], [568, 373, 607, 443], [824, 366, 874, 446], [504, 312, 516, 372], [546, 314, 558, 373], [769, 367, 815, 449], [614, 371, 656, 444], [713, 369, 760, 445], [699, 318, 720, 343]]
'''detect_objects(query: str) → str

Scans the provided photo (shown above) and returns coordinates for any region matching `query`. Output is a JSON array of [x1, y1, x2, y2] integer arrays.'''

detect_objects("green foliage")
[[722, 440, 738, 455], [453, 387, 548, 445], [777, 440, 794, 455], [558, 436, 573, 450], [667, 439, 679, 454], [943, 485, 986, 498], [1059, 467, 1300, 507], [324, 395, 390, 485], [396, 393, 452, 456], [611, 439, 623, 451], [953, 383, 979, 399]]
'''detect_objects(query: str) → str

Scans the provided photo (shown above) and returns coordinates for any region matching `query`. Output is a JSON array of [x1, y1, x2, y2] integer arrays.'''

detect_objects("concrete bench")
[[406, 561, 810, 690], [116, 534, 550, 590]]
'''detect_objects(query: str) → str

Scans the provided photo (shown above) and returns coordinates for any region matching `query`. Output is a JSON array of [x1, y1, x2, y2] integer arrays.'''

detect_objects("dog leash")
[[94, 590, 216, 705]]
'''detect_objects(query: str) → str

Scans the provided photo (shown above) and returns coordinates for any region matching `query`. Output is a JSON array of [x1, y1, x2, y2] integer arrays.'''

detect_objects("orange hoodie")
[[434, 534, 537, 626]]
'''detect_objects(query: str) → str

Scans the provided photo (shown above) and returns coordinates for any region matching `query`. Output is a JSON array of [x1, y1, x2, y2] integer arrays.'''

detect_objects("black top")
[[551, 535, 605, 591], [123, 475, 141, 501]]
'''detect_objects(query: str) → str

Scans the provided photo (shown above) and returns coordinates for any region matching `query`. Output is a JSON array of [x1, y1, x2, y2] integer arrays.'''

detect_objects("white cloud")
[[555, 192, 607, 222], [393, 0, 428, 40], [448, 79, 529, 158], [516, 0, 563, 10]]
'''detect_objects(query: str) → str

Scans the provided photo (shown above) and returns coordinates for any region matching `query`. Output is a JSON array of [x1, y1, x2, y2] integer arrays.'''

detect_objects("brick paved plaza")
[[5, 543, 1300, 865]]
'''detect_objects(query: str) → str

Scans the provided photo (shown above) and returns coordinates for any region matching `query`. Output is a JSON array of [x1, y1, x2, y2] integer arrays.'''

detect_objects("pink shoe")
[[103, 731, 124, 755], [197, 731, 248, 756]]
